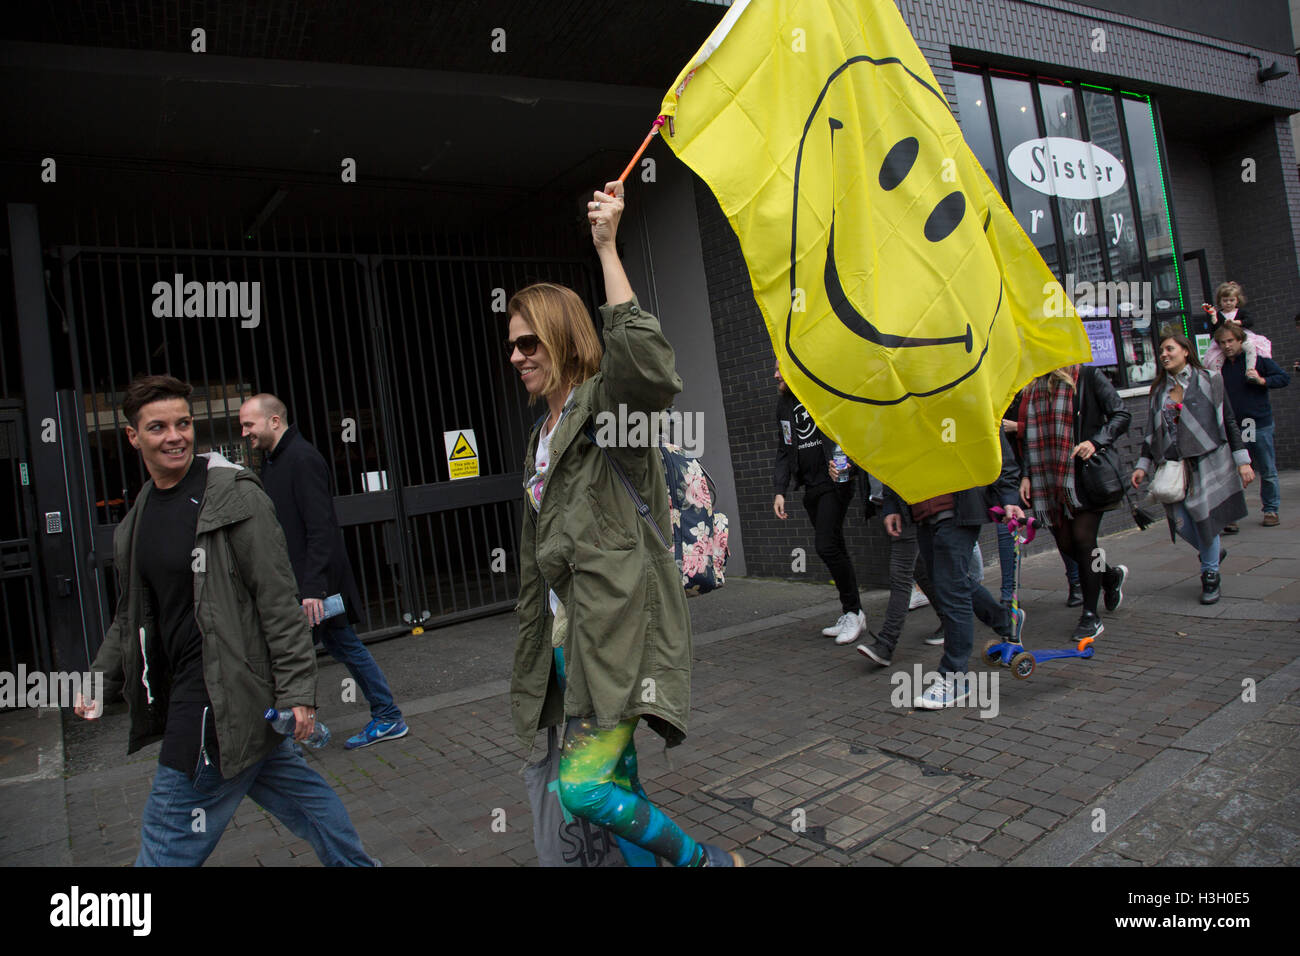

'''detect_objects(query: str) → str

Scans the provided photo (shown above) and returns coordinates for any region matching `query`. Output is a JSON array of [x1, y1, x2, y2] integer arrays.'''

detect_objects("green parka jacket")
[[511, 298, 692, 753], [90, 453, 316, 778]]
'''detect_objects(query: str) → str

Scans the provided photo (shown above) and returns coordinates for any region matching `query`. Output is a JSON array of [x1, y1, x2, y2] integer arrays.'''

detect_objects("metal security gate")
[[0, 405, 52, 684], [55, 213, 598, 650]]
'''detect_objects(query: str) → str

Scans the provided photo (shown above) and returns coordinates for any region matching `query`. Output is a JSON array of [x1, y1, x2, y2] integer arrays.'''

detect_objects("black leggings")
[[1050, 509, 1108, 614]]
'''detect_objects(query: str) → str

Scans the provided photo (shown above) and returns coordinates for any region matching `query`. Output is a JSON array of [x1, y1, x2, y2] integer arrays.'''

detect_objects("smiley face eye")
[[924, 191, 966, 243], [878, 137, 966, 243], [879, 137, 919, 190]]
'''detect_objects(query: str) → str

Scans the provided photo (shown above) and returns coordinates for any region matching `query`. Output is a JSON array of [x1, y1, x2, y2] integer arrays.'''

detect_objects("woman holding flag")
[[507, 180, 742, 867]]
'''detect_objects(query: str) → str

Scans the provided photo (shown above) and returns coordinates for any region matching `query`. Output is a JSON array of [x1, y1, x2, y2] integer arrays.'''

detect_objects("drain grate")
[[702, 738, 976, 853]]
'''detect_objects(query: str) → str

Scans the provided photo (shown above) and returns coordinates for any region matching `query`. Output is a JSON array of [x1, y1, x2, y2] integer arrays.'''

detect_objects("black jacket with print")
[[773, 389, 840, 495]]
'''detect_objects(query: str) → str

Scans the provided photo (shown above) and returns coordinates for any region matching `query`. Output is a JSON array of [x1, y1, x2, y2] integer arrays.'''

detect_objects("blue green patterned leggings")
[[554, 649, 702, 867]]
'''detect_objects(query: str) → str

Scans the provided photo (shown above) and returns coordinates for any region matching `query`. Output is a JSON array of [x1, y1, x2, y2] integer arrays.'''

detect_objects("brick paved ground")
[[1079, 688, 1300, 867], [3, 475, 1297, 867]]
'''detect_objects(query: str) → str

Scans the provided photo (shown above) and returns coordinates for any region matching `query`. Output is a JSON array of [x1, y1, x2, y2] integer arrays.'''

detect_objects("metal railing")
[[54, 211, 597, 651]]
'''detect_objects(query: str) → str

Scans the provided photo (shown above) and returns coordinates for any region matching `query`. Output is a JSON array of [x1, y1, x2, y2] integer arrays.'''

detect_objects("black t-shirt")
[[790, 400, 833, 492], [137, 457, 219, 775]]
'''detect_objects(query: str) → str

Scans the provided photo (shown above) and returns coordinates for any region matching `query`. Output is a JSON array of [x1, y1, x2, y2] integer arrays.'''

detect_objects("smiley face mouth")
[[824, 215, 978, 353], [784, 55, 1001, 407], [823, 118, 974, 353]]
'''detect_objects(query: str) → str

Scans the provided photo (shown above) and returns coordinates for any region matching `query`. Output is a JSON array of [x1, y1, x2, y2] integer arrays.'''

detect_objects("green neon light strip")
[[1138, 94, 1187, 335]]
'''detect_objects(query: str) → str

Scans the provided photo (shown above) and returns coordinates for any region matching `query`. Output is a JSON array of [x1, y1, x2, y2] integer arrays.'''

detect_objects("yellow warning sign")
[[449, 433, 475, 460], [443, 429, 479, 480]]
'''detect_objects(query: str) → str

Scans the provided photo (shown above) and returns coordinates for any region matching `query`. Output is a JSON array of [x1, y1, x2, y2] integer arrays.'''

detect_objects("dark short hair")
[[1213, 321, 1247, 343], [248, 392, 288, 423], [122, 374, 193, 428]]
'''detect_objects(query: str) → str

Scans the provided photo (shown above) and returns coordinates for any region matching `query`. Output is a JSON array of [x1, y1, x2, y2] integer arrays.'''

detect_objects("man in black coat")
[[239, 394, 407, 749]]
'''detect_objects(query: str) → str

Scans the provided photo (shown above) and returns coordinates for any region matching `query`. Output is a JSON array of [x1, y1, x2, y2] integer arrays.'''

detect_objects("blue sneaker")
[[698, 844, 745, 867], [914, 676, 972, 710], [344, 718, 409, 750]]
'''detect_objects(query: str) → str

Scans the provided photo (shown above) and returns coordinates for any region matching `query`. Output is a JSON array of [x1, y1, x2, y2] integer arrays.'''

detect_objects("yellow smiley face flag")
[[660, 0, 1091, 502]]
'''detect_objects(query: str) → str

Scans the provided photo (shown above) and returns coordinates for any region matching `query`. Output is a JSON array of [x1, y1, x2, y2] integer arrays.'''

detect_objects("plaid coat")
[[1135, 367, 1250, 543]]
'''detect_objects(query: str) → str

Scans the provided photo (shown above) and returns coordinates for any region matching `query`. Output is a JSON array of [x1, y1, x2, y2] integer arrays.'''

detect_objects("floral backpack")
[[581, 424, 729, 596]]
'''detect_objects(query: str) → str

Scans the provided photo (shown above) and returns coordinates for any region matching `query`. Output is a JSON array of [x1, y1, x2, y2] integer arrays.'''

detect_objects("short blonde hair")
[[507, 283, 603, 402], [1216, 281, 1247, 307]]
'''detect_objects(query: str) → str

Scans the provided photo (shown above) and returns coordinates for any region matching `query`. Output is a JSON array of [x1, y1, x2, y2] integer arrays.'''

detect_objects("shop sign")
[[1007, 137, 1127, 200]]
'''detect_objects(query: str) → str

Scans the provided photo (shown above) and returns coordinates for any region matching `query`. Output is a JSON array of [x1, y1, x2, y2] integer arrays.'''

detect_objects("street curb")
[[1011, 656, 1300, 867]]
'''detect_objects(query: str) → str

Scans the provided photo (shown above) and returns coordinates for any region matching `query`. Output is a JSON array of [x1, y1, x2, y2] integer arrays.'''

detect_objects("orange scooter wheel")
[[1077, 637, 1095, 653]]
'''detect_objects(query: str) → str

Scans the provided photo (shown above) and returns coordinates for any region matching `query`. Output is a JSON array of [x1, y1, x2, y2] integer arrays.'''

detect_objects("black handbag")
[[1077, 446, 1125, 506], [1075, 370, 1126, 508]]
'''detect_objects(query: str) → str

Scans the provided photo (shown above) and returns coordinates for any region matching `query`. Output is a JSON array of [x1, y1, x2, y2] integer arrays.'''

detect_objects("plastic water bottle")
[[831, 445, 851, 483], [264, 707, 331, 748]]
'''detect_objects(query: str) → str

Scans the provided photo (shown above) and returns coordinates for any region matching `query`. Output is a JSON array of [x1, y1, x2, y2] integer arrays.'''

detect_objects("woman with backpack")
[[508, 180, 742, 867], [1131, 332, 1255, 604], [1018, 365, 1132, 640]]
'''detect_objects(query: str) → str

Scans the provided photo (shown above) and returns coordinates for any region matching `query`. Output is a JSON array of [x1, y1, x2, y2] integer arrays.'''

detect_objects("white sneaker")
[[908, 583, 930, 609], [824, 612, 855, 638], [822, 616, 849, 637], [834, 610, 867, 645], [913, 676, 972, 709]]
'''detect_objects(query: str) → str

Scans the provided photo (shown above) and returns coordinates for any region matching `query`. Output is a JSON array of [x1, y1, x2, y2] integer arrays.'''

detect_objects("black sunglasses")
[[506, 335, 541, 357]]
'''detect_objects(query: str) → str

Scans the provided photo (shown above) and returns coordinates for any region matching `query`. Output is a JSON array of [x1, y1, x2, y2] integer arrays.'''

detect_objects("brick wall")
[[1165, 140, 1225, 301], [1210, 116, 1300, 470]]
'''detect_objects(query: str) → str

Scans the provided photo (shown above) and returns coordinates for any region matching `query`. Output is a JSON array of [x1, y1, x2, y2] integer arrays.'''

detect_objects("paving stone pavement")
[[3, 475, 1298, 867], [1077, 688, 1300, 867]]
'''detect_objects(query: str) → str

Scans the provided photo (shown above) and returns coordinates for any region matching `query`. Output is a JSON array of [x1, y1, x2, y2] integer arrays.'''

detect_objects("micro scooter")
[[983, 506, 1095, 679]]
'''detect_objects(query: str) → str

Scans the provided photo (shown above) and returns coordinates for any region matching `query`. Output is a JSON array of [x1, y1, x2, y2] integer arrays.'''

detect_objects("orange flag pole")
[[617, 117, 667, 184]]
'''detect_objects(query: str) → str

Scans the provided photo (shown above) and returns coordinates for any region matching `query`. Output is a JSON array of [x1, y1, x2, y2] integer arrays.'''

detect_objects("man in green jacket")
[[75, 374, 375, 866]]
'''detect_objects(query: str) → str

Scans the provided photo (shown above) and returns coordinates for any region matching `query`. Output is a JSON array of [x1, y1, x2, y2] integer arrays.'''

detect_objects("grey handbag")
[[524, 726, 627, 867]]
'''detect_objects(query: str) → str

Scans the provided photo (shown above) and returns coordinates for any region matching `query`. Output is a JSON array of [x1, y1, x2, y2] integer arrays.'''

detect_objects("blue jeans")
[[1172, 502, 1220, 574], [1244, 422, 1280, 515], [135, 738, 376, 866], [917, 519, 1013, 675], [1063, 554, 1080, 586], [995, 523, 1016, 602], [318, 623, 402, 723]]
